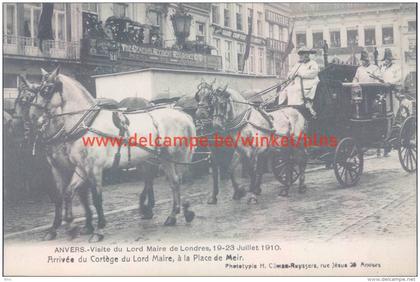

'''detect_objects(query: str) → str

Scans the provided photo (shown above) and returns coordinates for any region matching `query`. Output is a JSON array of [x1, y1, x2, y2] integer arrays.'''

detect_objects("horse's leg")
[[89, 167, 106, 243], [162, 162, 181, 226], [298, 148, 308, 194], [207, 153, 220, 205], [63, 168, 86, 238], [139, 164, 155, 219], [43, 164, 64, 241], [229, 151, 246, 200], [279, 148, 291, 197], [77, 182, 94, 235], [254, 154, 266, 196], [246, 154, 259, 204]]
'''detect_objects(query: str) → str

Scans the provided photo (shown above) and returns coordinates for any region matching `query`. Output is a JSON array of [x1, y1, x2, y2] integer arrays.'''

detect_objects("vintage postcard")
[[3, 1, 417, 277]]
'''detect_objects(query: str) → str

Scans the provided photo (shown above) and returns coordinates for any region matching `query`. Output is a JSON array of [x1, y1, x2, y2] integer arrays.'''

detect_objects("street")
[[4, 151, 416, 244]]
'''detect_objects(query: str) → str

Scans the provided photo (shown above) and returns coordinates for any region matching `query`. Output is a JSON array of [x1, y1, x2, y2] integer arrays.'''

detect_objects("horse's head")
[[25, 67, 65, 138], [14, 75, 41, 142], [195, 80, 233, 131], [195, 79, 216, 120]]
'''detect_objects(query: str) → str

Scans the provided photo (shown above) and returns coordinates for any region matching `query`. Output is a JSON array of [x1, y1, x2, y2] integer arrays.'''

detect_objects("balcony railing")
[[82, 38, 222, 71], [3, 35, 80, 60], [266, 38, 287, 53]]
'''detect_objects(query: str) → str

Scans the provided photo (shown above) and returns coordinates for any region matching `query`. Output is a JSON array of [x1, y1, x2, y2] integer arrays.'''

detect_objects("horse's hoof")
[[140, 210, 154, 220], [184, 210, 195, 223], [298, 185, 307, 194], [64, 216, 74, 224], [207, 197, 217, 205], [80, 225, 94, 235], [164, 216, 176, 226], [43, 229, 57, 241], [247, 195, 258, 205], [254, 188, 262, 195], [233, 188, 246, 200], [279, 189, 289, 197], [67, 226, 80, 239], [89, 233, 104, 243]]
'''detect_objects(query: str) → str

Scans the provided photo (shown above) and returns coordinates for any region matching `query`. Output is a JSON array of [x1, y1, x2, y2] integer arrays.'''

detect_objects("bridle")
[[195, 83, 233, 130]]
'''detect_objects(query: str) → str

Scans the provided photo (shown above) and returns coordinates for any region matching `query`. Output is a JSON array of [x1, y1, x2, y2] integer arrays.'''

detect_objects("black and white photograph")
[[2, 1, 418, 277]]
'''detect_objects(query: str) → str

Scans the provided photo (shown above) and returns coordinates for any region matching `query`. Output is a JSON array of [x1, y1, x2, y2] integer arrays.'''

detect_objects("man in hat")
[[277, 47, 319, 118], [381, 48, 401, 85], [353, 49, 382, 83]]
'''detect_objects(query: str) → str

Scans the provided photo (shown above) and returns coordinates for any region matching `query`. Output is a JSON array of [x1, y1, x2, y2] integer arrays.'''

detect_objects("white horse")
[[25, 67, 196, 241], [196, 83, 307, 201]]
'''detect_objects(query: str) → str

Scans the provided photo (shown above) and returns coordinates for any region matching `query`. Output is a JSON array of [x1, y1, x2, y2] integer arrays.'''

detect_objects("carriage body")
[[272, 63, 415, 188], [311, 64, 394, 147]]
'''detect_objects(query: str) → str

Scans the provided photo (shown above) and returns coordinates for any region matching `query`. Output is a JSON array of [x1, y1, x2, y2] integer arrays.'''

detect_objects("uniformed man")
[[352, 49, 382, 83], [278, 47, 319, 118], [381, 48, 402, 85]]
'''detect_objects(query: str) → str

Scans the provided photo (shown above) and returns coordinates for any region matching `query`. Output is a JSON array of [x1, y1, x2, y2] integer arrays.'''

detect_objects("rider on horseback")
[[277, 47, 319, 119]]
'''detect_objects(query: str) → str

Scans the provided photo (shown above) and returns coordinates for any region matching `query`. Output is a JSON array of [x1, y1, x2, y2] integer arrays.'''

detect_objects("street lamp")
[[170, 4, 192, 50]]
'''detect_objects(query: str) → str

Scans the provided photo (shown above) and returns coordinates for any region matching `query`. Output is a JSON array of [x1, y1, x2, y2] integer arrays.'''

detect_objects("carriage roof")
[[318, 63, 358, 82]]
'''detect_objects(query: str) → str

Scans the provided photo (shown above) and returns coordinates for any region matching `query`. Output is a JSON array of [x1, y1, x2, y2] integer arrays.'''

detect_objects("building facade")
[[290, 3, 416, 89], [3, 2, 291, 104]]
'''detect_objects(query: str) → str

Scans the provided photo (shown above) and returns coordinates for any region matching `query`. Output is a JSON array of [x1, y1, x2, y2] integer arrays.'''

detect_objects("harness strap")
[[85, 128, 209, 166]]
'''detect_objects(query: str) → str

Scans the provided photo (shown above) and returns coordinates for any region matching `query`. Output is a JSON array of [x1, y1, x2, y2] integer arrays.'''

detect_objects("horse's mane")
[[226, 88, 250, 116], [58, 74, 95, 104]]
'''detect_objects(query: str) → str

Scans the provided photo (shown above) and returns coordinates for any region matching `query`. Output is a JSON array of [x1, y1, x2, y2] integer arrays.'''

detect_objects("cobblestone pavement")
[[4, 151, 416, 244]]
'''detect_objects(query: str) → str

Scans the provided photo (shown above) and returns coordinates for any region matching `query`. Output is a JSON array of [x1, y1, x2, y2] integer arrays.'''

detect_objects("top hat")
[[297, 47, 317, 55], [382, 48, 395, 61]]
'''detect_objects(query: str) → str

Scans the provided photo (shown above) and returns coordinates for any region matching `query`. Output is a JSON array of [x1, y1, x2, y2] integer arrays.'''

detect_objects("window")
[[196, 22, 205, 42], [212, 5, 220, 25], [113, 3, 127, 18], [258, 48, 264, 73], [382, 26, 394, 45], [148, 10, 161, 26], [257, 12, 263, 36], [236, 4, 243, 31], [4, 4, 16, 36], [224, 4, 230, 27], [312, 32, 323, 48], [330, 31, 340, 47], [247, 8, 253, 31], [269, 24, 274, 38], [409, 38, 416, 51], [237, 43, 244, 71], [364, 28, 376, 46], [225, 40, 233, 70], [23, 4, 41, 40], [250, 47, 255, 73], [82, 3, 98, 13], [4, 74, 17, 88], [296, 33, 306, 47], [213, 38, 221, 55], [408, 21, 416, 32], [347, 29, 358, 46], [267, 51, 275, 75], [52, 10, 66, 41]]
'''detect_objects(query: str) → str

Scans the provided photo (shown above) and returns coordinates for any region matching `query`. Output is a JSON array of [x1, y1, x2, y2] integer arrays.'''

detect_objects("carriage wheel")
[[333, 137, 364, 187], [271, 151, 300, 186], [398, 116, 416, 173]]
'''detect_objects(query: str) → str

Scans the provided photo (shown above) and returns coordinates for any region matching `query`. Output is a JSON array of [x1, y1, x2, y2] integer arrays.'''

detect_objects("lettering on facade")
[[87, 39, 220, 70], [213, 26, 265, 45]]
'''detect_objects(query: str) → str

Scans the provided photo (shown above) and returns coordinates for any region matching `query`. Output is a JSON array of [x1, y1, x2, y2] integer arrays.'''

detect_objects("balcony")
[[82, 38, 222, 71], [3, 35, 80, 61], [266, 38, 287, 53]]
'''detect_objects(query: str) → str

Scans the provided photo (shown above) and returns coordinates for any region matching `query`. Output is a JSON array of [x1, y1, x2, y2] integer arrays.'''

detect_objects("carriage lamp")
[[170, 4, 192, 50], [374, 93, 386, 117], [351, 84, 363, 119]]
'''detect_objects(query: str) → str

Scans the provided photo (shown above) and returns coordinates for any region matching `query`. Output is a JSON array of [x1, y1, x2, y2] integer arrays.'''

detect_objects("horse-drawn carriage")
[[269, 63, 416, 188]]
